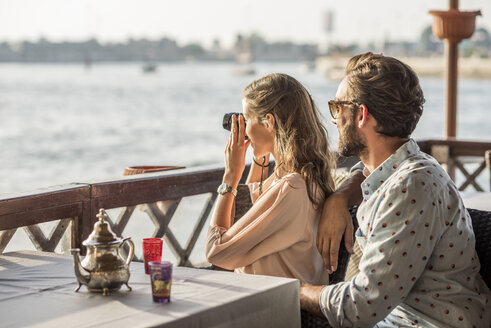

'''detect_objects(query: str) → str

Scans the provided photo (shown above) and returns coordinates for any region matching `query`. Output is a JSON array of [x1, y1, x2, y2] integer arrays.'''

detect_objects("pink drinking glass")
[[142, 238, 163, 274]]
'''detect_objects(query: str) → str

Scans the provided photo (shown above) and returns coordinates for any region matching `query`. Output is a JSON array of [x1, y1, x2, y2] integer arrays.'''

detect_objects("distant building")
[[1, 26, 488, 63], [234, 33, 319, 62], [0, 42, 16, 61], [0, 34, 319, 63]]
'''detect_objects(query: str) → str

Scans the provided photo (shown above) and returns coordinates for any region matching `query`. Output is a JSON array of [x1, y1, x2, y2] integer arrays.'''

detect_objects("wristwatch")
[[217, 183, 237, 197]]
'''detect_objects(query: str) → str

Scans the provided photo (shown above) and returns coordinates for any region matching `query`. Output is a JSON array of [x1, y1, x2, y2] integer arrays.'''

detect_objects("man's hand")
[[300, 283, 325, 318], [316, 170, 364, 273], [317, 194, 354, 273]]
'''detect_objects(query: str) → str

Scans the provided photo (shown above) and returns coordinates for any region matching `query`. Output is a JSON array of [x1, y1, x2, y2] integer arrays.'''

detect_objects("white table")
[[0, 251, 300, 328]]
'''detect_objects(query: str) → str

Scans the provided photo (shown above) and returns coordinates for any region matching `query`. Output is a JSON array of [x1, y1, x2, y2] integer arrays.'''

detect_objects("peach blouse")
[[205, 172, 330, 285]]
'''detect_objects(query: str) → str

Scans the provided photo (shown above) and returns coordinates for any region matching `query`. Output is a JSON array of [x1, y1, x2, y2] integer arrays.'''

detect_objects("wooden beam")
[[419, 139, 491, 157], [0, 184, 90, 216], [90, 167, 223, 211], [0, 203, 82, 231]]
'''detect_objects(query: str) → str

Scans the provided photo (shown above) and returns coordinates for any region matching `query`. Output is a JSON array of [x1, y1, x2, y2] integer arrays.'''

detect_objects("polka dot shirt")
[[320, 139, 490, 328]]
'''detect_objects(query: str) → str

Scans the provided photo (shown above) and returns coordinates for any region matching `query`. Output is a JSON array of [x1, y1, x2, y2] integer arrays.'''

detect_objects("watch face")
[[218, 183, 228, 194]]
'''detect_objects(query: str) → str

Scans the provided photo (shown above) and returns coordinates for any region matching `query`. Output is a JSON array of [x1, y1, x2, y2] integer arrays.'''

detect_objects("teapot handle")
[[120, 237, 135, 267]]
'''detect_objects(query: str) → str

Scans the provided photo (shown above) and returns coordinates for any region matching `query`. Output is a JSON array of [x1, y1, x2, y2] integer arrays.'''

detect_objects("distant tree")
[[472, 27, 491, 47], [461, 27, 491, 58], [212, 38, 221, 50], [420, 25, 442, 54], [183, 43, 205, 58], [326, 43, 358, 56]]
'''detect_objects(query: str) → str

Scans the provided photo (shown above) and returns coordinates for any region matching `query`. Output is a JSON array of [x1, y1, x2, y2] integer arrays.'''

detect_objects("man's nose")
[[331, 118, 338, 125]]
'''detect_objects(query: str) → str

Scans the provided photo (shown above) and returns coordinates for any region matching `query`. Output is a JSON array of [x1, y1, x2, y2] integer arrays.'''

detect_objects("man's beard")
[[337, 116, 367, 158]]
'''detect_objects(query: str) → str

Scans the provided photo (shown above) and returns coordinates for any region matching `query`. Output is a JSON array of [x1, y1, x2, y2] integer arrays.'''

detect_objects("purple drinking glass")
[[148, 261, 173, 303]]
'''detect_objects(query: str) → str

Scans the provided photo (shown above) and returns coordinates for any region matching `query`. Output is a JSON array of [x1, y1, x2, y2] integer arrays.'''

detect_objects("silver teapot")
[[71, 208, 135, 296]]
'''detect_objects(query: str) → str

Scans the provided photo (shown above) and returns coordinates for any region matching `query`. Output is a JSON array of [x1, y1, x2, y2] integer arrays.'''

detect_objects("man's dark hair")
[[345, 52, 425, 138]]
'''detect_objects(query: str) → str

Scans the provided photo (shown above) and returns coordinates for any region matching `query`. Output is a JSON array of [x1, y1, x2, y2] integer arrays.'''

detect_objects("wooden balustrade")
[[0, 139, 490, 265], [0, 165, 226, 263], [418, 139, 491, 191]]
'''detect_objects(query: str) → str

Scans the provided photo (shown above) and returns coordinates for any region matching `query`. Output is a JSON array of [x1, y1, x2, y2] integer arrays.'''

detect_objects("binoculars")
[[222, 112, 248, 139]]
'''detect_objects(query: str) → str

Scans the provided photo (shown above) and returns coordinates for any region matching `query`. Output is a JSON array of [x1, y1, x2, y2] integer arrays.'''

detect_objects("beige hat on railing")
[[122, 166, 185, 176]]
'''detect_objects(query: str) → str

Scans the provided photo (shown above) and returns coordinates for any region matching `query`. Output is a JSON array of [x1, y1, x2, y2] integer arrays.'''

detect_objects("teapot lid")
[[83, 208, 121, 246]]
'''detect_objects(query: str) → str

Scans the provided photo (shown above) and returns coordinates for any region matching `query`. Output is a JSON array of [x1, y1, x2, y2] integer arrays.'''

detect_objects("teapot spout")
[[70, 248, 91, 291]]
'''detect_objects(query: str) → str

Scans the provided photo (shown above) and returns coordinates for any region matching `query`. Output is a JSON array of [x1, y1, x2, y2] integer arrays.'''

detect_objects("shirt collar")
[[361, 139, 420, 201]]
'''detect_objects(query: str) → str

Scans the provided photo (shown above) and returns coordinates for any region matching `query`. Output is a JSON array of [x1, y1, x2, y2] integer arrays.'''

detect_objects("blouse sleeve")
[[205, 175, 309, 270]]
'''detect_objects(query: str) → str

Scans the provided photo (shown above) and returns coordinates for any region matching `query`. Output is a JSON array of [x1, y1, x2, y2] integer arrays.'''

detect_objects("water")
[[1, 61, 490, 194], [1, 62, 490, 263]]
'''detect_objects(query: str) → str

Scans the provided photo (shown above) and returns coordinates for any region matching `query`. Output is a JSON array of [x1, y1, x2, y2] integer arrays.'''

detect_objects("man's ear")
[[357, 104, 369, 128], [264, 113, 276, 131]]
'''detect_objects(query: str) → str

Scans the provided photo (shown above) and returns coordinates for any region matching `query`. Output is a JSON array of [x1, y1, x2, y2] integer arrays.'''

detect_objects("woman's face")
[[242, 100, 275, 158]]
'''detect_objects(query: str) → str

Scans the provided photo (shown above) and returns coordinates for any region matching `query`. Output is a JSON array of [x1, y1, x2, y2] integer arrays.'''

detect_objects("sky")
[[0, 0, 490, 47]]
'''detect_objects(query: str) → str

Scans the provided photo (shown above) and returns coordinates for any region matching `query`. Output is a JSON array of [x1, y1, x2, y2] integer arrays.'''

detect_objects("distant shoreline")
[[2, 57, 491, 79], [316, 56, 491, 79]]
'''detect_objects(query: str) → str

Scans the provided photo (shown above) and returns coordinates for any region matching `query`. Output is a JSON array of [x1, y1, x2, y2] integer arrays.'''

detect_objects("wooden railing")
[[0, 165, 225, 266], [1, 139, 490, 266], [418, 139, 491, 191]]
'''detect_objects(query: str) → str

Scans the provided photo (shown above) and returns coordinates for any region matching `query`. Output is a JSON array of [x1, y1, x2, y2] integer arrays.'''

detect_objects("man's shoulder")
[[393, 152, 447, 183], [383, 152, 454, 199]]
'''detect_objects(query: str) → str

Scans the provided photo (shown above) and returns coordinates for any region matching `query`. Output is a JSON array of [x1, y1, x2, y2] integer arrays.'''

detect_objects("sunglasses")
[[328, 100, 360, 119]]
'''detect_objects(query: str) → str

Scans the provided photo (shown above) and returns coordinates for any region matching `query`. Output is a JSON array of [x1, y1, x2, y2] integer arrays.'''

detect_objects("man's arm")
[[316, 170, 364, 273], [300, 283, 325, 317]]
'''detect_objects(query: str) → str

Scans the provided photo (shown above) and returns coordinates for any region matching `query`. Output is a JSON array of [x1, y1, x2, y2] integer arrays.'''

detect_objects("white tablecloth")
[[0, 251, 300, 328]]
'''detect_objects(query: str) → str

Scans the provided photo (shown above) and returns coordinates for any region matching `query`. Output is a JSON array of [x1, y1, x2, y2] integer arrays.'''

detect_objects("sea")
[[1, 61, 490, 264]]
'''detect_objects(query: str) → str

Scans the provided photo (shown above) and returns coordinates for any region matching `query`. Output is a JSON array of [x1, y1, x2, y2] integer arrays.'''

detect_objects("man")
[[301, 52, 490, 327]]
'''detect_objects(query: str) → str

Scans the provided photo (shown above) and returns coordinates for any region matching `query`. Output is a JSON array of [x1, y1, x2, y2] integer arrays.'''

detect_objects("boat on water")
[[142, 62, 158, 73], [299, 61, 316, 73], [232, 66, 256, 76], [232, 51, 256, 76]]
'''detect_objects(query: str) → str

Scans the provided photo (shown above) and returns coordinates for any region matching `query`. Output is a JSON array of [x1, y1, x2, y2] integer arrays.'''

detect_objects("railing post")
[[485, 150, 491, 191], [431, 144, 455, 180], [72, 195, 93, 255]]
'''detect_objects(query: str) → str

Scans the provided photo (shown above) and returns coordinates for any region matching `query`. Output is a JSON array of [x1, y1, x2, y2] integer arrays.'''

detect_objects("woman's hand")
[[223, 114, 250, 187]]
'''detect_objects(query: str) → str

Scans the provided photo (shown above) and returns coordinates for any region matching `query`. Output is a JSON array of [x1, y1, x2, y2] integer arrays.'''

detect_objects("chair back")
[[485, 150, 491, 191], [467, 208, 491, 288], [328, 206, 359, 284]]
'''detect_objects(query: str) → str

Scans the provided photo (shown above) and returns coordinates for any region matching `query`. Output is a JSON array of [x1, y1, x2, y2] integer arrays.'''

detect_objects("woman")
[[205, 73, 335, 284]]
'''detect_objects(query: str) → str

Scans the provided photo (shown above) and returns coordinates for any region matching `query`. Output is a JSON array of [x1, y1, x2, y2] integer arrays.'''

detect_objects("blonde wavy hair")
[[243, 73, 336, 208]]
